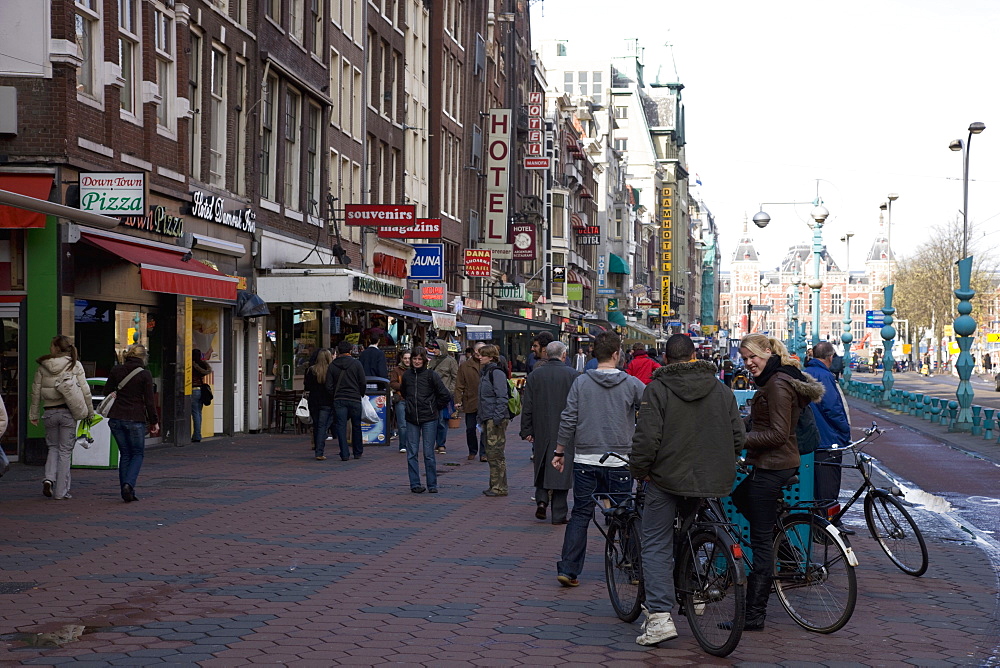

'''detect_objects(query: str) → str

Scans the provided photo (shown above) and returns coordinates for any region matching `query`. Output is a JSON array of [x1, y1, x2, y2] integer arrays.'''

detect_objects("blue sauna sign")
[[410, 243, 444, 280]]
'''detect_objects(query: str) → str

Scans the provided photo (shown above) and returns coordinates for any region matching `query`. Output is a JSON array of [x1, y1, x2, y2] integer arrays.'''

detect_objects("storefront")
[[463, 308, 559, 369]]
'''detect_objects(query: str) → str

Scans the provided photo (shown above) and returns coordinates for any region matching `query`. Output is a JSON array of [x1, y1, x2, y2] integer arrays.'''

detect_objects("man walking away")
[[455, 342, 485, 461], [805, 341, 852, 532], [359, 335, 389, 378], [520, 341, 578, 524], [552, 331, 645, 587], [625, 343, 660, 385], [629, 334, 745, 645], [427, 340, 458, 454], [326, 340, 368, 460]]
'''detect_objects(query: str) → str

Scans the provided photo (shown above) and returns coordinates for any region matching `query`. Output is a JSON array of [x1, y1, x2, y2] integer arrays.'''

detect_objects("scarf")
[[754, 354, 806, 387]]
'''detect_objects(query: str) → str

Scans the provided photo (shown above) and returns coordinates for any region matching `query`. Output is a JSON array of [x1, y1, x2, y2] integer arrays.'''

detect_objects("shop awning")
[[607, 310, 628, 326], [609, 253, 630, 275], [385, 308, 433, 323], [82, 232, 238, 301], [0, 174, 53, 228]]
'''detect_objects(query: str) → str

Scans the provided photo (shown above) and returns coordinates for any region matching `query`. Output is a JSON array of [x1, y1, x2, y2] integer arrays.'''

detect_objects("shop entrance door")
[[0, 306, 21, 461]]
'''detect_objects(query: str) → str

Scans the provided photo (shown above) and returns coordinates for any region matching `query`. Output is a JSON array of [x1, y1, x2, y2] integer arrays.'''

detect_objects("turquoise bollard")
[[972, 405, 982, 436], [930, 397, 942, 424], [947, 401, 959, 431], [983, 409, 994, 440], [922, 395, 931, 420]]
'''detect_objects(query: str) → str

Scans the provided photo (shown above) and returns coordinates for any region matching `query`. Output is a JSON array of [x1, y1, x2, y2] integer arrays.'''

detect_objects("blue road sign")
[[410, 243, 444, 280], [866, 310, 885, 328]]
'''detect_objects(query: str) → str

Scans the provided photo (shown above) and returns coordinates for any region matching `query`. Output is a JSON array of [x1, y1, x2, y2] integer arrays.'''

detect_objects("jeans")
[[109, 418, 148, 492], [557, 463, 632, 578], [191, 387, 204, 441], [406, 420, 438, 489], [334, 399, 363, 459], [394, 401, 410, 451], [465, 411, 485, 456], [312, 405, 333, 457], [640, 483, 680, 613], [436, 401, 454, 449], [43, 407, 76, 499], [732, 466, 797, 577]]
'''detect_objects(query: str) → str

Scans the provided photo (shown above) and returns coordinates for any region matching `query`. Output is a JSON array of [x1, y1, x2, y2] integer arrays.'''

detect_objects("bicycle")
[[726, 462, 860, 634], [593, 452, 746, 657], [820, 422, 929, 577]]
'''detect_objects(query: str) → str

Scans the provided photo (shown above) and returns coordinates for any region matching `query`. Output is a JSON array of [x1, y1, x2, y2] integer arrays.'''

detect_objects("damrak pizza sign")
[[344, 204, 416, 226], [376, 218, 442, 239]]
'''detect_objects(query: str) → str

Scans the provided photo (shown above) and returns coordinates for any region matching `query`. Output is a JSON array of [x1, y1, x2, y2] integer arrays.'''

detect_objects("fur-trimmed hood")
[[787, 370, 825, 404]]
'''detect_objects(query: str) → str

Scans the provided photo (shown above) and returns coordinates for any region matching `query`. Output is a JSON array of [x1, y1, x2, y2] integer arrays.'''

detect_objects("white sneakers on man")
[[636, 610, 678, 645]]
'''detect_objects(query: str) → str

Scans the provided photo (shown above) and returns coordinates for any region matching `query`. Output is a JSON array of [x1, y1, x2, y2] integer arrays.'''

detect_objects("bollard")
[[930, 397, 942, 424], [922, 395, 931, 420], [972, 405, 982, 436], [913, 393, 923, 417], [947, 401, 959, 431], [983, 409, 994, 440]]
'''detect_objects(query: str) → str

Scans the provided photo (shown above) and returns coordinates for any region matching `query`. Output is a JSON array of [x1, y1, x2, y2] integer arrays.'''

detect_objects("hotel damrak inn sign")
[[344, 204, 416, 226], [190, 190, 256, 233], [80, 172, 145, 215]]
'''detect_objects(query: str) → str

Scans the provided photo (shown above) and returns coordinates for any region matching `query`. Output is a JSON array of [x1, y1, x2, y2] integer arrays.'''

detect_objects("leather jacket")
[[745, 368, 823, 470]]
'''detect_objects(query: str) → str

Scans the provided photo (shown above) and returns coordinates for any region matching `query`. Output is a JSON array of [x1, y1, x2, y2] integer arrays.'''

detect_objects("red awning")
[[0, 173, 53, 228], [82, 233, 238, 301]]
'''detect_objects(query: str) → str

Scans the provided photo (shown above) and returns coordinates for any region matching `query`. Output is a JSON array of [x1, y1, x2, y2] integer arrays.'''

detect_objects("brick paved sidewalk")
[[1, 419, 997, 666]]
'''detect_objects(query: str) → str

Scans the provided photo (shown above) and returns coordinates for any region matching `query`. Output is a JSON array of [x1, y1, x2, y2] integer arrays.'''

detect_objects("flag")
[[695, 173, 703, 186]]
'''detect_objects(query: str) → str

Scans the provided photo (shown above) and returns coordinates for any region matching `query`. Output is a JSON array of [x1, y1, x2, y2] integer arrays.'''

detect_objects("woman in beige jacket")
[[29, 336, 94, 500]]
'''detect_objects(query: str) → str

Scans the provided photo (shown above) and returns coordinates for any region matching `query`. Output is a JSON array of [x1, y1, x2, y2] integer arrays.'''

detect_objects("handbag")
[[201, 383, 214, 406], [361, 395, 379, 424], [96, 367, 143, 418], [295, 396, 312, 425]]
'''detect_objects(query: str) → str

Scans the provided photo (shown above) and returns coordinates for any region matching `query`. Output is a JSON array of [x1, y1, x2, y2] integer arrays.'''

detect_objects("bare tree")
[[894, 216, 998, 368]]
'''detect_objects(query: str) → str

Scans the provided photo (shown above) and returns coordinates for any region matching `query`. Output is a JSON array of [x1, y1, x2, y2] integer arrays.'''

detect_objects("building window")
[[118, 0, 140, 116], [234, 0, 248, 26], [75, 0, 101, 98], [831, 291, 842, 315], [577, 71, 588, 97], [188, 31, 202, 179], [153, 6, 175, 132], [615, 208, 623, 238], [614, 138, 628, 152], [330, 50, 341, 127], [306, 103, 321, 215], [290, 0, 305, 42], [352, 67, 362, 136], [592, 71, 603, 105], [234, 59, 248, 195], [556, 42, 566, 56], [563, 72, 573, 96], [552, 192, 565, 238], [208, 47, 227, 187], [265, 0, 279, 20], [284, 87, 302, 209], [614, 105, 627, 119], [309, 0, 323, 55], [261, 75, 277, 199]]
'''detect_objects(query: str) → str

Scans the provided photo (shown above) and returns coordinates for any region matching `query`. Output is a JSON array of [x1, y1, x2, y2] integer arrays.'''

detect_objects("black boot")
[[743, 574, 771, 631]]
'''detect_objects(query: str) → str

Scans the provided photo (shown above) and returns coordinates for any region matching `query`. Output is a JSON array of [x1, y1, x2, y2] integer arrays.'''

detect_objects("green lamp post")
[[842, 299, 853, 383], [880, 285, 896, 404], [954, 257, 976, 429]]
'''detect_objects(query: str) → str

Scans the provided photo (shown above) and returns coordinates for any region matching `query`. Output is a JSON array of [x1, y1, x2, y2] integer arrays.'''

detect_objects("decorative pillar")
[[880, 285, 896, 405], [954, 256, 976, 429], [841, 299, 853, 383]]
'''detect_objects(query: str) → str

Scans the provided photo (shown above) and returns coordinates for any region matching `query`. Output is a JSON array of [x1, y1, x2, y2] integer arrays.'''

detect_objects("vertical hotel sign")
[[660, 187, 673, 317], [485, 109, 511, 244]]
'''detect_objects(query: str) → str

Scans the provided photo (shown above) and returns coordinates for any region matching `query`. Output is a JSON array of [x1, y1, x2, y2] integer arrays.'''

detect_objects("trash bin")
[[362, 376, 391, 445], [73, 378, 119, 469]]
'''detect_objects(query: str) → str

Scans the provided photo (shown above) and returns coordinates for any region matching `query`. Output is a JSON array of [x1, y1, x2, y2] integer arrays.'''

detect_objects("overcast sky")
[[531, 0, 1000, 273]]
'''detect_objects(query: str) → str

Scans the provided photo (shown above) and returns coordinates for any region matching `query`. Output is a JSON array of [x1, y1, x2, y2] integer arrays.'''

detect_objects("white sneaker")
[[636, 611, 678, 645], [399, 448, 407, 452]]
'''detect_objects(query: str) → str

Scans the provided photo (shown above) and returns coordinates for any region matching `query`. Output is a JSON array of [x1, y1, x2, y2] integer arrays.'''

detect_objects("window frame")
[[188, 29, 203, 180], [153, 3, 177, 134], [117, 0, 142, 122], [75, 0, 103, 104], [208, 46, 228, 188], [260, 74, 278, 200], [283, 86, 303, 210]]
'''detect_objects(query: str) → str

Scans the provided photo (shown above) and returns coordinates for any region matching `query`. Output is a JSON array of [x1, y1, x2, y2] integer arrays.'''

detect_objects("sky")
[[530, 0, 1000, 273]]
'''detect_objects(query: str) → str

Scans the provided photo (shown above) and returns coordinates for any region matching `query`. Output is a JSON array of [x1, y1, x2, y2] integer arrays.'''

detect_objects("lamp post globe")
[[752, 211, 770, 229]]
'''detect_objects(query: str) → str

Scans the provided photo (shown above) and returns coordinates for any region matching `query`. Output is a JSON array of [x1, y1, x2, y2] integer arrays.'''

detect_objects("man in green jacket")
[[629, 334, 746, 646]]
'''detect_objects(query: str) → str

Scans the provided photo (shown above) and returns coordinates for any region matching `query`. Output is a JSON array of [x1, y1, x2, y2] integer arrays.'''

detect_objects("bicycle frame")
[[819, 423, 893, 527]]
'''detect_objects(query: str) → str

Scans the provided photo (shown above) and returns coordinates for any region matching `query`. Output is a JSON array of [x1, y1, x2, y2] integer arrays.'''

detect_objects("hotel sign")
[[190, 190, 256, 233], [484, 109, 511, 244], [660, 186, 672, 313]]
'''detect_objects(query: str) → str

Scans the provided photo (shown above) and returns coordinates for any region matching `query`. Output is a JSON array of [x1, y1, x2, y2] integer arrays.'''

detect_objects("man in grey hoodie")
[[552, 331, 645, 587]]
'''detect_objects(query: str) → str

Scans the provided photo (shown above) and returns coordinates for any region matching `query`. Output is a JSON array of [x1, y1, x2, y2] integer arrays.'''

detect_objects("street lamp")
[[878, 194, 899, 285], [840, 232, 854, 383], [949, 122, 985, 429], [753, 200, 830, 349]]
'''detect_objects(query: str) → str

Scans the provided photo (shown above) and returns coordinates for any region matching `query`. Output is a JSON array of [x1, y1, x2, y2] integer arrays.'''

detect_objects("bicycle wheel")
[[605, 513, 644, 622], [864, 490, 928, 577], [773, 515, 857, 633], [676, 529, 745, 657]]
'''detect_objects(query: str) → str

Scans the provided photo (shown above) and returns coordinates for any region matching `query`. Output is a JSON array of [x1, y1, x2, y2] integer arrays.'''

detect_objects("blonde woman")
[[29, 336, 94, 500], [734, 333, 823, 630], [106, 345, 159, 502]]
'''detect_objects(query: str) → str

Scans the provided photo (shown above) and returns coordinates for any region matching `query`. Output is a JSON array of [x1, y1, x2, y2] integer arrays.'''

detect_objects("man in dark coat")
[[359, 335, 389, 378], [520, 340, 578, 523]]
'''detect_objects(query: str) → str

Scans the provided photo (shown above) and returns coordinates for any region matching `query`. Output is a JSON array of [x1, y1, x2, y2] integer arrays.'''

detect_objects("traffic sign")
[[866, 310, 885, 328]]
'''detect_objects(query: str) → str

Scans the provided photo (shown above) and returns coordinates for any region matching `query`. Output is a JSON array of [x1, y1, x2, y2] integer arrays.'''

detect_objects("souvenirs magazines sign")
[[464, 248, 492, 277], [344, 204, 416, 226], [377, 218, 442, 239]]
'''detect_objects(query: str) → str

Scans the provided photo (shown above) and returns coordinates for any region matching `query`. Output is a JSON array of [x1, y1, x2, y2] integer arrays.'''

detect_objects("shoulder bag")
[[96, 367, 144, 418]]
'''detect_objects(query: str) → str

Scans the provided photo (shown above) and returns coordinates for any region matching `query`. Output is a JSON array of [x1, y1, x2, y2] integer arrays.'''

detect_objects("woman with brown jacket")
[[454, 343, 484, 460], [389, 349, 411, 453], [734, 333, 823, 630], [106, 345, 159, 502]]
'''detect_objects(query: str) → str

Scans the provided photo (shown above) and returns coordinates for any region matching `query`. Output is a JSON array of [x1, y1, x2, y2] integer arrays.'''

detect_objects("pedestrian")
[[305, 349, 335, 460], [520, 341, 578, 524], [325, 340, 367, 461], [389, 349, 412, 453], [734, 333, 824, 630], [455, 342, 486, 461], [805, 341, 852, 531], [585, 349, 599, 371], [529, 332, 555, 372], [359, 334, 389, 378], [723, 356, 735, 386], [624, 342, 660, 384], [105, 344, 159, 502], [399, 346, 451, 493], [478, 344, 510, 497], [985, 352, 993, 374], [630, 334, 746, 645], [552, 331, 645, 587], [573, 348, 587, 372], [427, 339, 457, 454], [0, 391, 9, 477], [191, 349, 212, 443], [29, 335, 95, 501]]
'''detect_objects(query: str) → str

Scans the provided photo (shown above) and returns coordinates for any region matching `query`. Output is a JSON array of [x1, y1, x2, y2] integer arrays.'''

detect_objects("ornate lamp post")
[[949, 122, 985, 429], [840, 231, 854, 382], [880, 285, 896, 404], [790, 279, 806, 360]]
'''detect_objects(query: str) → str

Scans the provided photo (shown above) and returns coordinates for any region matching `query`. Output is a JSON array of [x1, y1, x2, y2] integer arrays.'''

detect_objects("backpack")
[[507, 378, 521, 418], [830, 354, 845, 375], [795, 404, 820, 455]]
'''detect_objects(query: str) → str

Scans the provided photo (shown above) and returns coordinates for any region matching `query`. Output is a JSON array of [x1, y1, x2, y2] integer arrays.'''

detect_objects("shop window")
[[293, 309, 320, 377], [265, 314, 279, 378], [0, 231, 26, 291]]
